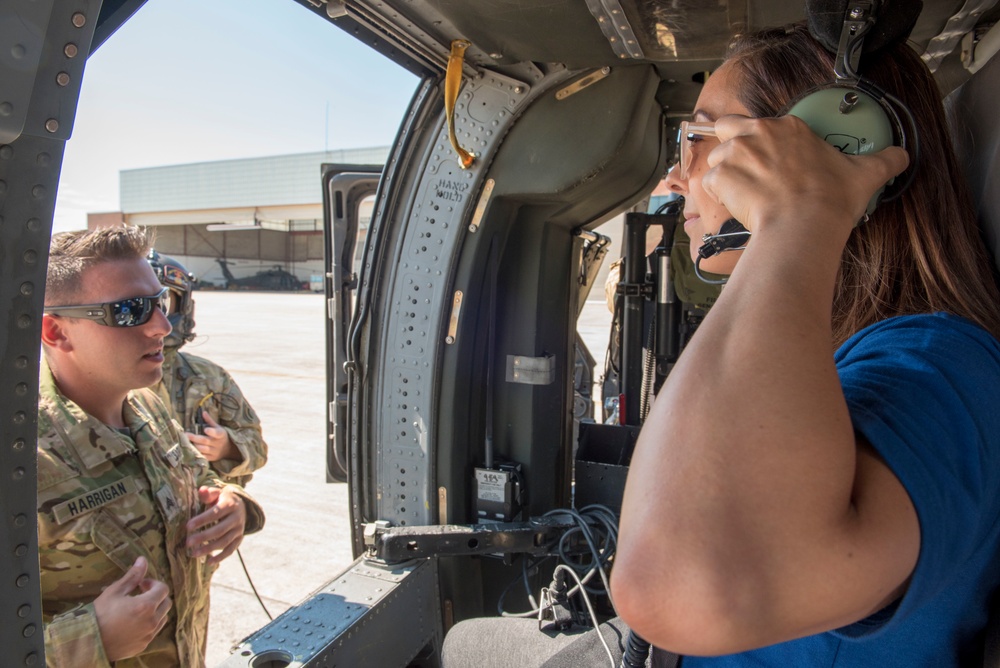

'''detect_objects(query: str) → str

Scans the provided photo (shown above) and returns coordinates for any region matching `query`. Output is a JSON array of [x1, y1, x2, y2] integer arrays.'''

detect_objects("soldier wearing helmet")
[[148, 250, 268, 486]]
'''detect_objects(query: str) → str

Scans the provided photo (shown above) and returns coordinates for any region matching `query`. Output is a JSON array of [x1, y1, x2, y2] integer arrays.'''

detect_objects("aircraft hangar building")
[[89, 146, 389, 288]]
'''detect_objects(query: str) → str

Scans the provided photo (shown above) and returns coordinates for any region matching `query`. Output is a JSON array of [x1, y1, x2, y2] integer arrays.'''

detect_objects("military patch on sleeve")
[[155, 484, 182, 521], [51, 477, 139, 525], [163, 443, 183, 468]]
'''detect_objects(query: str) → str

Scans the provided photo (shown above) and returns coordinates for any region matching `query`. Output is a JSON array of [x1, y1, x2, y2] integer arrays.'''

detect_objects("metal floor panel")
[[221, 557, 441, 668]]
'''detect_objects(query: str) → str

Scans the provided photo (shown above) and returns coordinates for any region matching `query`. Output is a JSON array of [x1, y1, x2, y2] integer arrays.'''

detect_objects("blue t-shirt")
[[683, 313, 1000, 667]]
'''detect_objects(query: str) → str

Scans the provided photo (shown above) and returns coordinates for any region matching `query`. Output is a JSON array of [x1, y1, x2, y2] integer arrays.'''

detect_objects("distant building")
[[89, 147, 388, 288]]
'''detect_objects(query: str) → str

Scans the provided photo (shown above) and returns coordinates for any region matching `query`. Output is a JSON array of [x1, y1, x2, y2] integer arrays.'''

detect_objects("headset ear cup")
[[785, 83, 898, 218]]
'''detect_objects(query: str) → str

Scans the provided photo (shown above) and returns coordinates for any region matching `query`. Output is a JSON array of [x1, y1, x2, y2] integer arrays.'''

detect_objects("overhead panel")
[[620, 0, 746, 61]]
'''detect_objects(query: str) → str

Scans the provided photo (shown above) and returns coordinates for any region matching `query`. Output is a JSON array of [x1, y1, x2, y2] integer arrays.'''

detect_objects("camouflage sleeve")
[[604, 258, 622, 314], [44, 603, 112, 668], [223, 482, 266, 535], [208, 369, 268, 487], [180, 427, 267, 535]]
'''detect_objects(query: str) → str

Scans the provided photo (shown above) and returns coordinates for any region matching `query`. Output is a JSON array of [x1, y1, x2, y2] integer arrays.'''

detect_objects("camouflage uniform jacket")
[[37, 360, 265, 668], [152, 348, 268, 487]]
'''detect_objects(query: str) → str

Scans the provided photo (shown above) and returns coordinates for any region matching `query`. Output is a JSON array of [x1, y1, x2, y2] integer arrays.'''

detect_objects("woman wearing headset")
[[443, 22, 1000, 667], [614, 23, 1000, 667]]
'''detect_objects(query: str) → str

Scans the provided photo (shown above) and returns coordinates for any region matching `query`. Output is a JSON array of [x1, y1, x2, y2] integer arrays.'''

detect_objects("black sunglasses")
[[44, 287, 171, 327]]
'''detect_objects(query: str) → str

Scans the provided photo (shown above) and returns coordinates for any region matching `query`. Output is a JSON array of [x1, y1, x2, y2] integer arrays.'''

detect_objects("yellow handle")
[[444, 39, 475, 169], [196, 391, 215, 409]]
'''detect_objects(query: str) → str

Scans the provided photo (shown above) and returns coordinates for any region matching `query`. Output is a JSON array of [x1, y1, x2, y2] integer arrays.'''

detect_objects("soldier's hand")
[[186, 486, 246, 565], [186, 410, 240, 462], [93, 556, 171, 661]]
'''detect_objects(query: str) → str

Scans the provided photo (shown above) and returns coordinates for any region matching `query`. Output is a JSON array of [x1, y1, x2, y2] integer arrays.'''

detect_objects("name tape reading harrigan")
[[52, 477, 139, 524]]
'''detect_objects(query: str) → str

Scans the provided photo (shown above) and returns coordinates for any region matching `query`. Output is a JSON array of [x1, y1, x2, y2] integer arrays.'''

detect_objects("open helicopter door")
[[322, 164, 382, 483], [0, 1, 141, 663]]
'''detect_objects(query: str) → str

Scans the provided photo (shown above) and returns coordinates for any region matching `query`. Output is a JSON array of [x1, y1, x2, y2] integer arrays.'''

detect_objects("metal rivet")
[[16, 574, 29, 588], [64, 43, 78, 58], [15, 381, 28, 394], [12, 439, 25, 452], [13, 514, 26, 527], [31, 185, 46, 198], [56, 72, 70, 86], [14, 544, 28, 557], [14, 356, 28, 369], [849, 7, 864, 19], [71, 12, 87, 27], [13, 411, 27, 425], [0, 145, 12, 159], [26, 218, 41, 232], [44, 119, 59, 133], [17, 605, 30, 618], [12, 467, 25, 481], [36, 153, 50, 166], [11, 44, 26, 59], [22, 624, 35, 638], [25, 652, 38, 666], [19, 283, 33, 296], [17, 314, 31, 329]]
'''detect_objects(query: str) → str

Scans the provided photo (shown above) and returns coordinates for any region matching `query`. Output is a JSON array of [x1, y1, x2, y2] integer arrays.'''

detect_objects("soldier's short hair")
[[46, 226, 154, 306]]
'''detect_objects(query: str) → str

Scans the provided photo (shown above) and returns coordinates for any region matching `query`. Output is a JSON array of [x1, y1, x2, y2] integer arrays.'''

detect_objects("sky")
[[54, 0, 418, 233]]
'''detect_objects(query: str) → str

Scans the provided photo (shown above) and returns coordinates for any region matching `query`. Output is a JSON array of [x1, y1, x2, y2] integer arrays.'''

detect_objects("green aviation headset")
[[694, 0, 921, 283], [787, 0, 918, 217]]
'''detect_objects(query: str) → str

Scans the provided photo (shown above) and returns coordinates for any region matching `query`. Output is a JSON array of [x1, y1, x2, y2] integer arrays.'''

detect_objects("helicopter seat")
[[943, 33, 1000, 668]]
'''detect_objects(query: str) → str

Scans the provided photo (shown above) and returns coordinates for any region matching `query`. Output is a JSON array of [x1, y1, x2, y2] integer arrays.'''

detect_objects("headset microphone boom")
[[694, 0, 920, 283]]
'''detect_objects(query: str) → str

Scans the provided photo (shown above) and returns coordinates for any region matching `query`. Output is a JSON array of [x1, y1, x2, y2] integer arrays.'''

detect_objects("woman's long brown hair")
[[725, 23, 1000, 346]]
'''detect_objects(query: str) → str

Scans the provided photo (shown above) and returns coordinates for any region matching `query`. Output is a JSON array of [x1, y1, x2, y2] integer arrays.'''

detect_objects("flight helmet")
[[148, 249, 196, 347]]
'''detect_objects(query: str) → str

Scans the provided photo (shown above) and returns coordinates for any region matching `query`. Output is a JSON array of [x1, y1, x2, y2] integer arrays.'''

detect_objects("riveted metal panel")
[[370, 66, 579, 528], [0, 2, 54, 144], [222, 557, 441, 667], [0, 2, 98, 665]]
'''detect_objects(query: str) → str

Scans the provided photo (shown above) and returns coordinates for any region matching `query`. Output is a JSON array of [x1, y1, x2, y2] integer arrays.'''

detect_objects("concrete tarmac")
[[191, 291, 611, 665]]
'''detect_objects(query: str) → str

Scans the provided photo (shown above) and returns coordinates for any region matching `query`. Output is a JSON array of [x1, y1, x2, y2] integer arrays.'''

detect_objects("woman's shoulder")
[[844, 312, 999, 348], [836, 312, 1000, 376]]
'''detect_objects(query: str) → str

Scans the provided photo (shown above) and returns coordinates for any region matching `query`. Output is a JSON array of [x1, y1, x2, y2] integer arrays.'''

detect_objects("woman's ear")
[[41, 314, 73, 351]]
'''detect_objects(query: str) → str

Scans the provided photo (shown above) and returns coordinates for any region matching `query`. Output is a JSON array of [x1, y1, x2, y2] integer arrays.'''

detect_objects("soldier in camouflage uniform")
[[148, 251, 267, 487], [38, 227, 265, 667]]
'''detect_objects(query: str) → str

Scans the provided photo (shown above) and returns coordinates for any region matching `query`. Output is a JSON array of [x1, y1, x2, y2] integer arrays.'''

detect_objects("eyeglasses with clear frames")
[[44, 287, 171, 328], [677, 121, 718, 181]]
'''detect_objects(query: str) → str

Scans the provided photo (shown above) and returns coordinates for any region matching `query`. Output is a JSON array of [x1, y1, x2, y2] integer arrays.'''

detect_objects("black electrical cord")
[[237, 548, 273, 620], [545, 506, 618, 597], [497, 555, 550, 617]]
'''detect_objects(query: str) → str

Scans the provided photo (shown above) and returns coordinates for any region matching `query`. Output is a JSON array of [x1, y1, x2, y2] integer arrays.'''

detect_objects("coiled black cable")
[[620, 630, 652, 668]]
